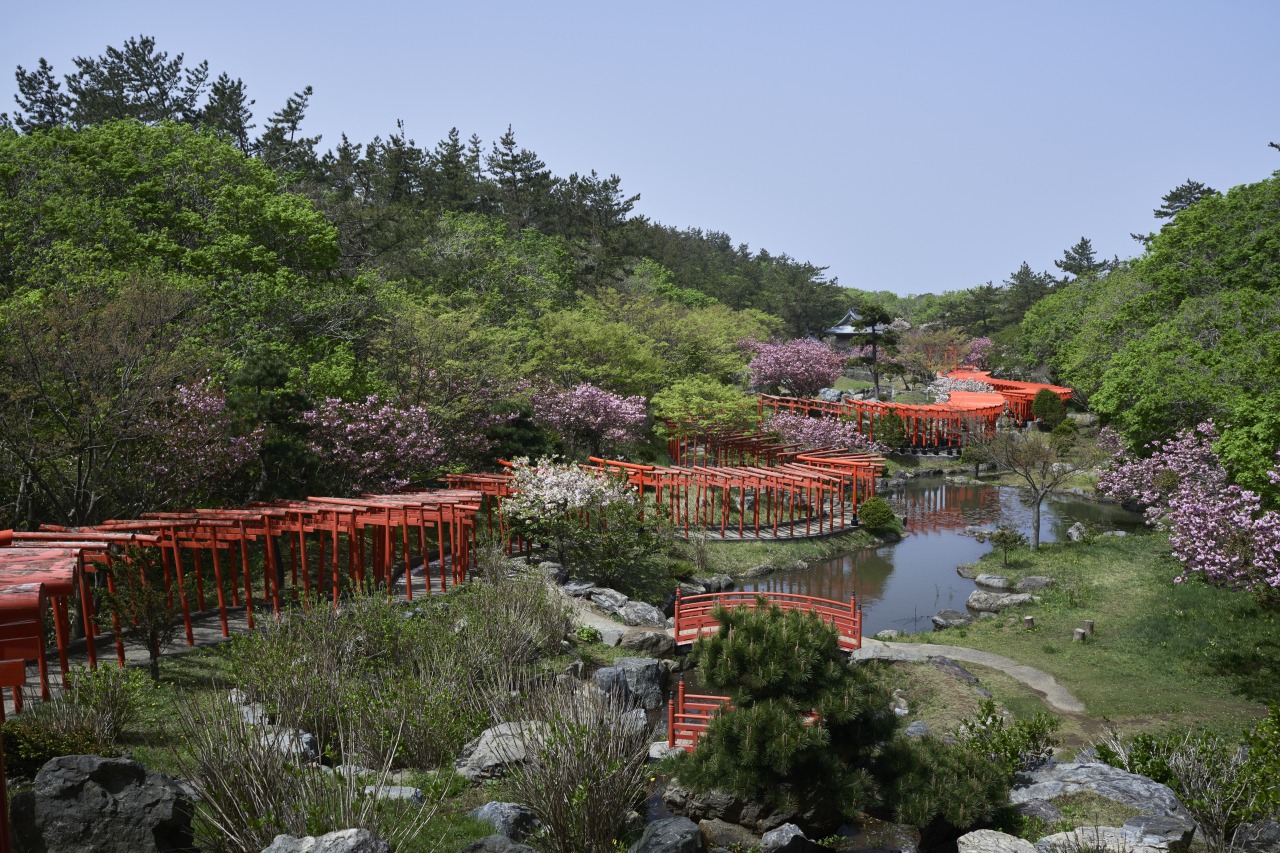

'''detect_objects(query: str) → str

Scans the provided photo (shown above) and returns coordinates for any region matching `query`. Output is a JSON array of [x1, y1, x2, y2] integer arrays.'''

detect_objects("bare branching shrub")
[[168, 695, 437, 853], [1164, 731, 1267, 853], [505, 683, 655, 853]]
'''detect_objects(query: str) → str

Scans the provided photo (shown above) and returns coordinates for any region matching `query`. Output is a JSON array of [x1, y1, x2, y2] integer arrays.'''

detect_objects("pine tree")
[[5, 58, 71, 131], [200, 72, 255, 151], [1154, 179, 1219, 220], [1054, 236, 1114, 280], [254, 85, 321, 179], [486, 125, 555, 232], [65, 35, 209, 126]]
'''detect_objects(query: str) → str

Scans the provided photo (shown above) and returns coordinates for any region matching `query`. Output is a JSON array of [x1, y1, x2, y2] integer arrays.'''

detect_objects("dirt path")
[[851, 637, 1087, 715]]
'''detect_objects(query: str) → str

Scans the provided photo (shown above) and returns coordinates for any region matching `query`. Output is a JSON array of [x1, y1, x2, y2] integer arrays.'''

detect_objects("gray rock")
[[333, 764, 377, 779], [360, 785, 423, 804], [761, 822, 824, 852], [1102, 530, 1127, 537], [1122, 815, 1197, 852], [956, 563, 980, 579], [817, 388, 843, 403], [9, 755, 195, 853], [591, 587, 630, 613], [904, 720, 930, 737], [259, 727, 321, 762], [1067, 522, 1087, 542], [650, 741, 684, 760], [1034, 826, 1163, 853], [262, 829, 391, 852], [614, 657, 668, 709], [932, 608, 974, 630], [1014, 798, 1063, 825], [563, 580, 596, 597], [455, 722, 549, 782], [694, 574, 734, 592], [966, 590, 1036, 613], [228, 687, 249, 705], [628, 816, 702, 853], [620, 630, 677, 657], [1015, 576, 1055, 592], [468, 802, 541, 842], [957, 829, 1037, 853], [620, 707, 650, 737], [619, 600, 667, 627], [535, 561, 568, 583], [461, 836, 538, 853], [930, 655, 981, 684], [873, 629, 901, 640], [677, 580, 709, 594], [1235, 819, 1280, 853], [1011, 762, 1189, 820], [700, 817, 762, 850], [740, 564, 773, 578], [975, 573, 1012, 590], [238, 701, 270, 725], [600, 626, 625, 647]]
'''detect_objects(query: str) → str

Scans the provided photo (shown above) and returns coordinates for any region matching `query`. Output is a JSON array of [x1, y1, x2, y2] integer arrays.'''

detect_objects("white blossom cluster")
[[927, 377, 996, 403], [504, 456, 635, 522]]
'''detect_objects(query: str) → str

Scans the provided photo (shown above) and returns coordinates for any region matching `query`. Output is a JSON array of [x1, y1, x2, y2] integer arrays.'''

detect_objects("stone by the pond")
[[468, 802, 541, 842], [817, 388, 843, 402], [562, 580, 596, 597], [9, 755, 195, 853], [677, 580, 709, 594], [1067, 521, 1088, 542], [651, 741, 684, 760], [1011, 762, 1189, 820], [931, 609, 974, 630], [1015, 576, 1055, 592], [700, 817, 762, 850], [262, 829, 391, 853], [614, 656, 667, 709], [591, 587, 630, 613], [873, 629, 901, 640], [461, 836, 537, 853], [957, 829, 1037, 853], [761, 822, 824, 852], [974, 573, 1012, 590], [259, 728, 321, 762], [740, 564, 773, 578], [360, 785, 424, 804], [694, 574, 734, 592], [930, 656, 981, 684], [966, 590, 1036, 613], [628, 816, 702, 853], [956, 563, 979, 578], [619, 600, 667, 627], [620, 630, 677, 657], [455, 722, 549, 782]]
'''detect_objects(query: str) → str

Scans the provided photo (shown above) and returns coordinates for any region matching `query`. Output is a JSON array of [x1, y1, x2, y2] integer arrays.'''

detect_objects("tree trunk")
[[148, 639, 161, 684], [1031, 499, 1042, 550]]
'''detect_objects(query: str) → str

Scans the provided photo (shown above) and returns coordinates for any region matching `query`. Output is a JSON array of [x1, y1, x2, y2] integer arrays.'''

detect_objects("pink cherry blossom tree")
[[763, 412, 887, 454], [302, 395, 444, 495], [530, 384, 648, 459], [746, 339, 848, 397]]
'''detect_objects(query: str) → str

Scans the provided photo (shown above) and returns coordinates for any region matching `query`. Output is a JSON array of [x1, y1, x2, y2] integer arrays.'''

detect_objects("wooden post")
[[1083, 620, 1095, 635], [1073, 627, 1087, 642], [1023, 615, 1035, 630]]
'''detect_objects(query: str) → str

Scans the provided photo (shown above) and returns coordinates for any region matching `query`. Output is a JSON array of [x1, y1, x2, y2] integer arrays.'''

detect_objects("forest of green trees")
[[2, 35, 1278, 529]]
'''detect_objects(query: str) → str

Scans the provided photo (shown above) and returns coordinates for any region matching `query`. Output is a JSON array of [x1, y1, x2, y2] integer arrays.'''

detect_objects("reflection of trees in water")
[[885, 481, 1002, 533]]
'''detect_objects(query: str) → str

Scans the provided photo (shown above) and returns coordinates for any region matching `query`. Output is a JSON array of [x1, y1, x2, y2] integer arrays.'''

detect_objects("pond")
[[736, 477, 1145, 636]]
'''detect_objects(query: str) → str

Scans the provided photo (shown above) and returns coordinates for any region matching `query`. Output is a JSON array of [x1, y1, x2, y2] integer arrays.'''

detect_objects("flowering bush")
[[1098, 422, 1280, 599], [142, 382, 263, 505], [531, 384, 647, 459], [963, 337, 994, 369], [763, 412, 887, 454], [302, 395, 443, 495], [927, 377, 996, 402], [503, 457, 668, 597], [746, 339, 847, 397]]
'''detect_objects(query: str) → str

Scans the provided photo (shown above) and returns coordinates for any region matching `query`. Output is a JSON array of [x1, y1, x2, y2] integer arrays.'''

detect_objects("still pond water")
[[736, 478, 1145, 636]]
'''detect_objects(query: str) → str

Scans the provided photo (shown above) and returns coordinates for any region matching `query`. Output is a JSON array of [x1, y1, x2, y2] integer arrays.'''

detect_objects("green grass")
[[899, 532, 1275, 734], [681, 529, 880, 577]]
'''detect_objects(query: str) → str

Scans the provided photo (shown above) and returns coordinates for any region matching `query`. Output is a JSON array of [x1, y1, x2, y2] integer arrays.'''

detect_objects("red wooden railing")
[[672, 589, 862, 652], [665, 679, 824, 750]]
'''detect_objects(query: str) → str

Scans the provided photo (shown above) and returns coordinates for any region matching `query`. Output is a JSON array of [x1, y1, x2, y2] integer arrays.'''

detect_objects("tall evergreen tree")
[[4, 58, 71, 131], [1054, 236, 1114, 280], [255, 85, 320, 179], [1154, 178, 1219, 220], [199, 72, 255, 151], [65, 35, 209, 126], [486, 125, 555, 231]]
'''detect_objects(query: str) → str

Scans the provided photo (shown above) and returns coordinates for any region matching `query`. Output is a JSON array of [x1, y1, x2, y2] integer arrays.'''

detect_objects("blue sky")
[[4, 1, 1278, 296]]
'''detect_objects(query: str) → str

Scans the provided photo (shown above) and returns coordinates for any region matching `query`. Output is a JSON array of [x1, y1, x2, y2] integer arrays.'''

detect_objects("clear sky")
[[4, 1, 1278, 296]]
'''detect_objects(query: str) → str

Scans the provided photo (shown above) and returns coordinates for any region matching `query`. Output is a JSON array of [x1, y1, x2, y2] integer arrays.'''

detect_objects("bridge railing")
[[666, 680, 732, 749], [672, 589, 862, 651]]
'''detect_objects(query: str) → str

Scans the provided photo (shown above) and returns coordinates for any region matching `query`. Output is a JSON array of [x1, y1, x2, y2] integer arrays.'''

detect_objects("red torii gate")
[[759, 392, 1006, 449], [944, 369, 1073, 423]]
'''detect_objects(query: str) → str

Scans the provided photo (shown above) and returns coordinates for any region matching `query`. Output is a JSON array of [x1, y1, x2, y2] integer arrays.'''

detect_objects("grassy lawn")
[[687, 529, 881, 576], [897, 532, 1276, 738]]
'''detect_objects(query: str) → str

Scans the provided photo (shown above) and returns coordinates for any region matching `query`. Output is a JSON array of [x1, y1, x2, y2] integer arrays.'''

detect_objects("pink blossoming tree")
[[302, 395, 444, 495], [763, 412, 887, 454], [746, 339, 847, 398], [531, 384, 647, 459]]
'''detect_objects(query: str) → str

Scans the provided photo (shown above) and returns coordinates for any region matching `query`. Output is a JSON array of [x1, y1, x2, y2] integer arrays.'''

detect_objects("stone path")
[[851, 638, 1086, 714]]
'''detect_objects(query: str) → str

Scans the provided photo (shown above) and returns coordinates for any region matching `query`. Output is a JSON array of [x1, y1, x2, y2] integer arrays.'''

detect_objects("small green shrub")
[[2, 700, 113, 779], [1032, 389, 1066, 429], [1051, 418, 1080, 439], [958, 699, 1061, 783], [66, 663, 150, 744], [858, 496, 899, 533], [575, 624, 603, 644]]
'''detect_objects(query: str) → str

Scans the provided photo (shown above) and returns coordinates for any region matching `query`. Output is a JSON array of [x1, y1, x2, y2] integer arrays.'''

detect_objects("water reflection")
[[739, 478, 1144, 636]]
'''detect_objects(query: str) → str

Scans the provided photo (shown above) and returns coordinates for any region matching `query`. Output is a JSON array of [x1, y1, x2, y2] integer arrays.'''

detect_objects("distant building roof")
[[825, 308, 876, 337]]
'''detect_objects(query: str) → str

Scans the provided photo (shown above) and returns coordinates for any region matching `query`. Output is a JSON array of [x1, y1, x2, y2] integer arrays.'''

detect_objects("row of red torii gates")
[[759, 370, 1073, 450]]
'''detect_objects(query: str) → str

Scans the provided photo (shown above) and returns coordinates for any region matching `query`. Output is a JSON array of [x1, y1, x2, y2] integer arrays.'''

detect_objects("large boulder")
[[629, 817, 702, 853], [1033, 826, 1169, 853], [661, 782, 839, 836], [591, 587, 630, 613], [957, 829, 1037, 853], [259, 727, 321, 762], [966, 590, 1036, 613], [620, 630, 677, 657], [1014, 576, 1055, 592], [467, 802, 541, 842], [613, 657, 668, 709], [262, 829, 391, 852], [455, 722, 549, 782], [9, 755, 195, 853], [619, 600, 667, 627], [974, 573, 1012, 590], [1011, 762, 1189, 820], [699, 817, 761, 850], [761, 822, 825, 852]]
